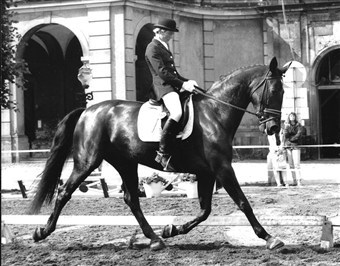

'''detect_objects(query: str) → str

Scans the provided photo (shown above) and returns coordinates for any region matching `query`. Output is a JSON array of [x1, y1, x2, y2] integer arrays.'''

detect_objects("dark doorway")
[[135, 23, 154, 102], [22, 24, 83, 153], [319, 89, 340, 158], [65, 37, 85, 111], [316, 48, 340, 158]]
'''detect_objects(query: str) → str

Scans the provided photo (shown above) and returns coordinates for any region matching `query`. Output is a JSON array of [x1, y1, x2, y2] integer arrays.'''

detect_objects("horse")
[[29, 57, 290, 251]]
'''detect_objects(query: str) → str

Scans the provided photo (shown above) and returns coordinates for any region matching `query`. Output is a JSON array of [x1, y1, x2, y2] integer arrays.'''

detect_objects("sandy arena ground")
[[1, 183, 340, 266]]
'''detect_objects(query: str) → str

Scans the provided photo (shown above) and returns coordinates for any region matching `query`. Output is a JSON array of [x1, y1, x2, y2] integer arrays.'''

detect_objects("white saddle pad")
[[137, 96, 194, 142]]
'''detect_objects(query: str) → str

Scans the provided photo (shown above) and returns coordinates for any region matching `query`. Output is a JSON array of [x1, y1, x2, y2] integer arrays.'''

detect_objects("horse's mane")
[[208, 64, 264, 92]]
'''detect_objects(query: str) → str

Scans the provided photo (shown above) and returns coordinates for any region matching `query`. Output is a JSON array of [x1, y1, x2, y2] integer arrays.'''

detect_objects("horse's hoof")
[[150, 239, 166, 251], [162, 224, 178, 238], [266, 236, 284, 250], [32, 227, 45, 242]]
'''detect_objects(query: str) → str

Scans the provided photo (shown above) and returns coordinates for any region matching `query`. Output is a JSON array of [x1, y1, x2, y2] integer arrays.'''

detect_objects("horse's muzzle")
[[266, 119, 280, 135], [258, 117, 280, 135]]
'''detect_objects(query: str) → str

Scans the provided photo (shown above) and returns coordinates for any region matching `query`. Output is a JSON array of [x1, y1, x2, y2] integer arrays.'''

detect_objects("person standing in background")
[[282, 112, 303, 186]]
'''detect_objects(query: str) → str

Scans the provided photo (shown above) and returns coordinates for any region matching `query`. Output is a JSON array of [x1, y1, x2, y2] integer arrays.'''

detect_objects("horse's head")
[[251, 57, 291, 135]]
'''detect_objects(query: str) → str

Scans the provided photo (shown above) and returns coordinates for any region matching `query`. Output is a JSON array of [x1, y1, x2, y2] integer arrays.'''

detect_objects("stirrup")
[[155, 151, 176, 172]]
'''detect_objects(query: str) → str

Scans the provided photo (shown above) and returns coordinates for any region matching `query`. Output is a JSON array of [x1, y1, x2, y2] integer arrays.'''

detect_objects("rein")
[[193, 71, 282, 124], [193, 86, 261, 118]]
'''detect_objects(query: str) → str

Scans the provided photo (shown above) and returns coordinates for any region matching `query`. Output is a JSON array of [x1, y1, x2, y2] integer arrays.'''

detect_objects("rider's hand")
[[182, 80, 197, 93], [190, 80, 198, 87]]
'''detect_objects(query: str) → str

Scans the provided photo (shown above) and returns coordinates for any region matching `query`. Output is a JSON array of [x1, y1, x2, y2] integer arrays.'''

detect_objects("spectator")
[[282, 112, 303, 186]]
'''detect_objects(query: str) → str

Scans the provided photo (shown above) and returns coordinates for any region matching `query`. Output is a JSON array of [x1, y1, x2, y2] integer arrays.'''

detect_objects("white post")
[[9, 82, 19, 163]]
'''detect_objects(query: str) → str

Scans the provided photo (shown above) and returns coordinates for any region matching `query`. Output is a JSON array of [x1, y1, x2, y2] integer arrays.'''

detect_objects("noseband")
[[193, 70, 282, 125]]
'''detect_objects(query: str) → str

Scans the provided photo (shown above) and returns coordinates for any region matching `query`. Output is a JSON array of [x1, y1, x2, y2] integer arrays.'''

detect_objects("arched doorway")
[[135, 23, 154, 102], [19, 24, 84, 153], [315, 47, 340, 158]]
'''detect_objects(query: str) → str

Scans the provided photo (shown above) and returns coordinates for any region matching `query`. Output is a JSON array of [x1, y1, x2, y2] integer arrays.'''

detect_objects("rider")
[[145, 18, 198, 171]]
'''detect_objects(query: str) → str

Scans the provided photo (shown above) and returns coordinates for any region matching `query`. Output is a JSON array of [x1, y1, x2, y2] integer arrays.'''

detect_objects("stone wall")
[[2, 0, 339, 160]]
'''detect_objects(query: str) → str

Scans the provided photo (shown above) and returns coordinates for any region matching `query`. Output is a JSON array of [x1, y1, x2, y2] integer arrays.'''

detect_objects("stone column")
[[203, 19, 215, 89], [88, 6, 113, 105], [9, 82, 29, 162], [110, 6, 126, 100]]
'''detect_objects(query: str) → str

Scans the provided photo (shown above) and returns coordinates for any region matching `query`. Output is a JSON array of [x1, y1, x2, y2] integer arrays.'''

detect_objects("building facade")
[[2, 0, 339, 162]]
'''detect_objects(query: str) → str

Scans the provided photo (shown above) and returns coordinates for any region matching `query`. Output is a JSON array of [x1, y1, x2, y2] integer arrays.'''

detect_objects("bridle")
[[249, 70, 282, 124], [193, 69, 282, 125]]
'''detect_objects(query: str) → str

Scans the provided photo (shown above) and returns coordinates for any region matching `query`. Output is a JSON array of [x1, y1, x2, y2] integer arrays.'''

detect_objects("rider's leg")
[[155, 92, 182, 171], [163, 91, 182, 122]]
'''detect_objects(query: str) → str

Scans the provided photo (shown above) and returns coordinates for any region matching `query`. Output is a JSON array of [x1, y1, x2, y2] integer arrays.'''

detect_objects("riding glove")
[[182, 80, 198, 92]]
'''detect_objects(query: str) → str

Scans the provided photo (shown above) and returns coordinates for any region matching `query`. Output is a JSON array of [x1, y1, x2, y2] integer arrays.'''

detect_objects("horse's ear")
[[280, 61, 292, 74], [269, 57, 278, 72]]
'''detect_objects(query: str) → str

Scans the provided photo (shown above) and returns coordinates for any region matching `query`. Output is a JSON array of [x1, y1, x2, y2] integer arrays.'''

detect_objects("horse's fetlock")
[[256, 228, 269, 240], [199, 209, 211, 221], [162, 224, 179, 238]]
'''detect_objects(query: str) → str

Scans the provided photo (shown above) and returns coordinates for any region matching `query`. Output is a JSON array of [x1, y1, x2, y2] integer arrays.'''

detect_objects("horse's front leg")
[[162, 173, 214, 238], [218, 163, 284, 250]]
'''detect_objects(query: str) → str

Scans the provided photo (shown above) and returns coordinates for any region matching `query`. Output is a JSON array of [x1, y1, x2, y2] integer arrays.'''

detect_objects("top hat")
[[154, 18, 179, 32]]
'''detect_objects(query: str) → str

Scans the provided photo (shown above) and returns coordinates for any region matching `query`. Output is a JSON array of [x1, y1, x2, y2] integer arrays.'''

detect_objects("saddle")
[[137, 92, 194, 142]]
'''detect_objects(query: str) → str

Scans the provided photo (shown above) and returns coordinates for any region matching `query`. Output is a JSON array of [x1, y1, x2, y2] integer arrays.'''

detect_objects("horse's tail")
[[28, 108, 85, 214]]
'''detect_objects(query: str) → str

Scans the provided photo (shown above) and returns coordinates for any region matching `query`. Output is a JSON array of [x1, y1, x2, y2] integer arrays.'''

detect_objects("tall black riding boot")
[[155, 119, 179, 172]]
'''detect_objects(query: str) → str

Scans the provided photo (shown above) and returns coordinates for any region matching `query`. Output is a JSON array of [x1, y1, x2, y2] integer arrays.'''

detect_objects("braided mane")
[[208, 64, 264, 92]]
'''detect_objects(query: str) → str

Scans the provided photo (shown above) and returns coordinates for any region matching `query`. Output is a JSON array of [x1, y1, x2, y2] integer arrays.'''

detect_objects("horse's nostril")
[[269, 125, 279, 134]]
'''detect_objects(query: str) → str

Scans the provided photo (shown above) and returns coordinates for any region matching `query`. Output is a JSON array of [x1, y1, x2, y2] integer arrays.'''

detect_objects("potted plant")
[[140, 173, 170, 198], [178, 174, 198, 198]]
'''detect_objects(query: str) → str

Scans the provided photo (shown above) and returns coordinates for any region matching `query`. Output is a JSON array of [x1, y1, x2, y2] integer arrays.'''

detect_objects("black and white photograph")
[[1, 0, 340, 265]]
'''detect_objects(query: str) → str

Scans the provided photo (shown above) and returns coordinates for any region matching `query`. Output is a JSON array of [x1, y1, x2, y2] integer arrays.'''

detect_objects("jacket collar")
[[153, 38, 172, 55]]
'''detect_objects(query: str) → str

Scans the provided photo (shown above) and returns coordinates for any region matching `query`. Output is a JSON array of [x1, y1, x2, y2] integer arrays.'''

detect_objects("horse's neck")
[[202, 74, 258, 137], [209, 78, 251, 111], [211, 66, 267, 111]]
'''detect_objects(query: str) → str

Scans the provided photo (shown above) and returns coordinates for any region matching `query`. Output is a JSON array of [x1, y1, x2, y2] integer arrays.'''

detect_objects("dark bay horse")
[[29, 57, 290, 251]]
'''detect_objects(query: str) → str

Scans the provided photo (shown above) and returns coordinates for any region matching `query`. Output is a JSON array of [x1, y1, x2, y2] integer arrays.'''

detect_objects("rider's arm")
[[146, 49, 187, 90]]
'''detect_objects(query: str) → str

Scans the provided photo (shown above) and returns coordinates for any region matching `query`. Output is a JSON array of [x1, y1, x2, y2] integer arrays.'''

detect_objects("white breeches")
[[162, 92, 182, 122]]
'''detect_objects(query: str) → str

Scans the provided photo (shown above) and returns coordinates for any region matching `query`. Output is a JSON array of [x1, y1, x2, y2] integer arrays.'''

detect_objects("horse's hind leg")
[[217, 165, 284, 250], [111, 159, 165, 251], [33, 163, 98, 241]]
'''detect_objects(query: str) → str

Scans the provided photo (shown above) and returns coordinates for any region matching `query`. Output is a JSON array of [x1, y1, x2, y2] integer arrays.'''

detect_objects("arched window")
[[316, 48, 340, 86]]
